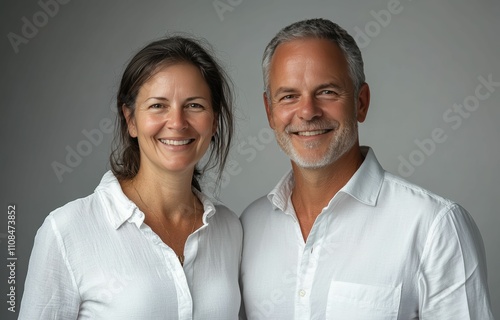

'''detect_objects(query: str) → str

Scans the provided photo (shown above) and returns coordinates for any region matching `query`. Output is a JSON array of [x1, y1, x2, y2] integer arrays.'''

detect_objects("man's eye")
[[280, 95, 295, 101], [320, 90, 335, 95]]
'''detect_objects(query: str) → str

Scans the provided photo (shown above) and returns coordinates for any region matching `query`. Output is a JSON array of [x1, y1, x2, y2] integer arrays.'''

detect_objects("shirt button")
[[299, 289, 306, 297]]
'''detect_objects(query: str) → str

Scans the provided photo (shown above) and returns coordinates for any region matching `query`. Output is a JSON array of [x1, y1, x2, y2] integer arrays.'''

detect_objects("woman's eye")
[[150, 103, 163, 109], [187, 103, 204, 110]]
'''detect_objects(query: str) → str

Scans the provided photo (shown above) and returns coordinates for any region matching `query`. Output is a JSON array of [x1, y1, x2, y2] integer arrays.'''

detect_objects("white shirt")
[[19, 171, 242, 320], [240, 147, 493, 320]]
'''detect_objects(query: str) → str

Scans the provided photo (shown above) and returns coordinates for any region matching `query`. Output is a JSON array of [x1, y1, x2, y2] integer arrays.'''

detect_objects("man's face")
[[265, 38, 369, 169]]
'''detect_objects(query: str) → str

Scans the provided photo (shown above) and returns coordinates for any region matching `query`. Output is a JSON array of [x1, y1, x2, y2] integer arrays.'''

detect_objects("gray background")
[[1, 0, 498, 318]]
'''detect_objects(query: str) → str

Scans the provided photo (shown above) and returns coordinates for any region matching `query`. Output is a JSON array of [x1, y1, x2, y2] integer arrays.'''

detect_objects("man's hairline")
[[263, 36, 358, 104]]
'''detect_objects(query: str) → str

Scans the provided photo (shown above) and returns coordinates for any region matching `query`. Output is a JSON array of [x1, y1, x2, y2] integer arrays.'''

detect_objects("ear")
[[356, 83, 370, 123], [263, 92, 275, 129], [122, 104, 137, 138]]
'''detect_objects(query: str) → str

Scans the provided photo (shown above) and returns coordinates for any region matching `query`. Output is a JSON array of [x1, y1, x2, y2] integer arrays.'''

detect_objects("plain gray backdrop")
[[1, 0, 499, 319]]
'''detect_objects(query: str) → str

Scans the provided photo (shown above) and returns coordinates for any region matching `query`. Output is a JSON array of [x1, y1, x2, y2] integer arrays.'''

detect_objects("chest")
[[65, 222, 240, 319]]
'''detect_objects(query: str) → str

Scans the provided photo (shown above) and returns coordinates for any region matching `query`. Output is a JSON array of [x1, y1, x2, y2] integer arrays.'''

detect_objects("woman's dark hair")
[[110, 36, 234, 191]]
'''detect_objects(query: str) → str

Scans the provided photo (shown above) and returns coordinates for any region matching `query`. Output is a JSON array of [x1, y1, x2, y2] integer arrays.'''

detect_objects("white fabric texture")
[[240, 147, 493, 320], [19, 170, 242, 320]]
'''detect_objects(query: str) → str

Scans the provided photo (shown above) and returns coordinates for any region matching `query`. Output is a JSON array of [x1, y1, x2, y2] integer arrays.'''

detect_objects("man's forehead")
[[268, 38, 350, 89], [270, 38, 345, 69], [272, 37, 342, 58]]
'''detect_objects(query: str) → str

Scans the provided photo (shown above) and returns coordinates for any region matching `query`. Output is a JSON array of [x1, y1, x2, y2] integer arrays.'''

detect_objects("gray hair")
[[262, 18, 365, 99]]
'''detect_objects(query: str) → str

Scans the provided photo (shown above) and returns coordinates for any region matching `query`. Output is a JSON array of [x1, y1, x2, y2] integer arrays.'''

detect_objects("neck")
[[123, 165, 198, 223], [291, 145, 364, 222]]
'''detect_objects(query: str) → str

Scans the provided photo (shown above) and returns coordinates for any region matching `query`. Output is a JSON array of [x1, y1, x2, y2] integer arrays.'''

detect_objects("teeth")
[[160, 139, 191, 146], [296, 130, 328, 136]]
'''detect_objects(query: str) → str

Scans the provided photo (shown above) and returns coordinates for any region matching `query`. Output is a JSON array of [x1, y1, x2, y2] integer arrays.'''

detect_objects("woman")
[[19, 36, 242, 319]]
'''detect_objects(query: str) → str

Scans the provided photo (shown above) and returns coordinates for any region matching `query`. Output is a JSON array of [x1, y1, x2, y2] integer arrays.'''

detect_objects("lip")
[[159, 138, 195, 146], [288, 128, 334, 138], [286, 129, 335, 145], [293, 129, 332, 136]]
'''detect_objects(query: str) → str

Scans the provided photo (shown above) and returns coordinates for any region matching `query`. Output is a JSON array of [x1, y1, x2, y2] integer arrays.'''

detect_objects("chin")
[[158, 161, 197, 174], [287, 151, 332, 169], [292, 158, 334, 169]]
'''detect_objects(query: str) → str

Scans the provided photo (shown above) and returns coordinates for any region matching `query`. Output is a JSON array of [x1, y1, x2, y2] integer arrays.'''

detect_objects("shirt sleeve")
[[19, 215, 80, 319], [418, 204, 494, 319]]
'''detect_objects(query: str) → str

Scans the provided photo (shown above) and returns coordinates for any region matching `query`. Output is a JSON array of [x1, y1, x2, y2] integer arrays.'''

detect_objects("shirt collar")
[[268, 146, 385, 211], [94, 171, 139, 229], [194, 189, 217, 224], [341, 146, 384, 206], [95, 171, 217, 230], [267, 170, 294, 212]]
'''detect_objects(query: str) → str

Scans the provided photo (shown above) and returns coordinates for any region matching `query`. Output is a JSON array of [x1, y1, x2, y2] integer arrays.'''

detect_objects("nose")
[[297, 96, 322, 121], [167, 107, 188, 130]]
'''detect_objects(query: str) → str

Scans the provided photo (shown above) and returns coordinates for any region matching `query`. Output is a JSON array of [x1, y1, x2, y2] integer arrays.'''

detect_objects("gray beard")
[[274, 117, 358, 169]]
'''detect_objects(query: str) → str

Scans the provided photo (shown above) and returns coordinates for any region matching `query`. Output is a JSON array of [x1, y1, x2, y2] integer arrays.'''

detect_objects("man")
[[240, 18, 493, 319]]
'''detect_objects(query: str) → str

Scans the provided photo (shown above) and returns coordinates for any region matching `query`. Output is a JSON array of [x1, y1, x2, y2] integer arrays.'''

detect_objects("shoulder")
[[210, 203, 243, 236], [197, 189, 241, 229], [240, 194, 273, 227], [40, 191, 108, 241], [379, 172, 482, 238], [44, 171, 129, 237], [382, 171, 456, 213], [213, 204, 241, 224], [361, 148, 457, 218]]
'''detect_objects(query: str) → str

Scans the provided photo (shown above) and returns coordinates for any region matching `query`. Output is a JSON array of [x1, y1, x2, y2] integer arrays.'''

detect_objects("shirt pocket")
[[326, 281, 401, 320]]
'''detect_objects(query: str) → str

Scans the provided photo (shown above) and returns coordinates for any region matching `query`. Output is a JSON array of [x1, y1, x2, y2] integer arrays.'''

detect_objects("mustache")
[[284, 119, 339, 134]]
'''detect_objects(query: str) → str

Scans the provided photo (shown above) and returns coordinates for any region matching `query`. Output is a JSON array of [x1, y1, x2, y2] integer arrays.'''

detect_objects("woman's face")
[[124, 63, 216, 177]]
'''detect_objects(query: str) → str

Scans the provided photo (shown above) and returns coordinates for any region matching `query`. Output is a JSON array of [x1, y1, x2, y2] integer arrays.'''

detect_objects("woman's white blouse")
[[19, 171, 242, 319]]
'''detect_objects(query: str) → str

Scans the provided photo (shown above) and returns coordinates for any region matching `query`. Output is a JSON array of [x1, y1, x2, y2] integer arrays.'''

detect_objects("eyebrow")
[[144, 96, 209, 102], [144, 97, 166, 102], [185, 96, 209, 102], [273, 87, 297, 99], [316, 82, 343, 91]]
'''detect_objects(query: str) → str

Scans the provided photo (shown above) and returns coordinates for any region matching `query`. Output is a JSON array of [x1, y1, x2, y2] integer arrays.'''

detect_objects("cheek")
[[323, 102, 353, 120], [195, 115, 217, 138], [271, 107, 295, 128], [136, 116, 165, 134]]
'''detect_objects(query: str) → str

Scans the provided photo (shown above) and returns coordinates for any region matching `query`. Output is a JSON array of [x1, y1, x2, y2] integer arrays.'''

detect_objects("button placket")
[[295, 207, 330, 319]]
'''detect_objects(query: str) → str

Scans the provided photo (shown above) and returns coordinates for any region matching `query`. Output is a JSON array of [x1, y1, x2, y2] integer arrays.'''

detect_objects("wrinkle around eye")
[[319, 90, 334, 95], [185, 103, 207, 111], [150, 103, 164, 109], [277, 95, 299, 103], [318, 89, 341, 96]]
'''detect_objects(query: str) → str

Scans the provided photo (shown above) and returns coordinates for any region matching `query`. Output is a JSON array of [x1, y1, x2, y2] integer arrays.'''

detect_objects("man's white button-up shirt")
[[240, 147, 493, 320]]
